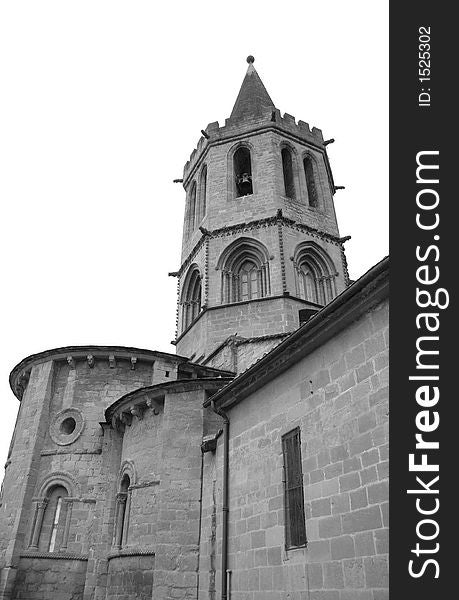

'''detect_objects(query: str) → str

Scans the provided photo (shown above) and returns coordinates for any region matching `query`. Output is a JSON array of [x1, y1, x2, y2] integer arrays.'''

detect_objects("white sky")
[[0, 1, 388, 470]]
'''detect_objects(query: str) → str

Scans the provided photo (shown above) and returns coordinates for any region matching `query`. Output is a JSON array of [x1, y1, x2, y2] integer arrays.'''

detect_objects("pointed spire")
[[230, 56, 275, 120]]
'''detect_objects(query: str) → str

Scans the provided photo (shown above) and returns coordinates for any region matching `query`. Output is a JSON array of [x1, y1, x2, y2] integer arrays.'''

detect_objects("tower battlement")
[[182, 110, 325, 185]]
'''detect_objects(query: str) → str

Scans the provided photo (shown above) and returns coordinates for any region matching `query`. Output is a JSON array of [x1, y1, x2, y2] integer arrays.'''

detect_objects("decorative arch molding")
[[118, 460, 137, 488], [293, 241, 338, 304], [216, 237, 271, 304], [180, 263, 202, 302], [29, 471, 79, 551], [216, 237, 270, 271], [37, 470, 79, 499]]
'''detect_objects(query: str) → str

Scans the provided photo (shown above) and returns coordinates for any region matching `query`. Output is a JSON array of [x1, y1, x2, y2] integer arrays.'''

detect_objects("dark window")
[[282, 428, 307, 549], [233, 147, 253, 197], [298, 308, 318, 326], [199, 165, 207, 221], [282, 148, 295, 198], [304, 157, 318, 208], [189, 181, 197, 231], [114, 474, 131, 549]]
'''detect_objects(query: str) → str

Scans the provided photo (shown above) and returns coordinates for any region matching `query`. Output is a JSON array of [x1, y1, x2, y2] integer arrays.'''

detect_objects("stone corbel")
[[120, 412, 132, 427], [130, 357, 137, 370], [145, 397, 161, 416], [109, 355, 116, 369], [67, 356, 76, 369], [111, 415, 125, 433], [87, 355, 95, 368], [130, 405, 143, 421]]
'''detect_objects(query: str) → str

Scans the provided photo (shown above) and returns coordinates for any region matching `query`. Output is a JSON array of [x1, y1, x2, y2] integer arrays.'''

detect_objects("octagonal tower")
[[174, 57, 350, 370]]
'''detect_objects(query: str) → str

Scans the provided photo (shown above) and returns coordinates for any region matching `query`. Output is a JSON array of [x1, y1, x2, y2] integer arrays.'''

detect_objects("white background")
[[0, 1, 388, 472]]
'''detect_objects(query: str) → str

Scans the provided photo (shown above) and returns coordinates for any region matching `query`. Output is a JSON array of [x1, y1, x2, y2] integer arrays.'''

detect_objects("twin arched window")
[[294, 244, 336, 305], [217, 238, 271, 304], [181, 267, 202, 331], [280, 148, 321, 208]]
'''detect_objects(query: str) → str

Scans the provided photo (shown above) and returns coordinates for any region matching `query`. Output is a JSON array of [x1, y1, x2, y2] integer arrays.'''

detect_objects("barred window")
[[282, 428, 307, 549]]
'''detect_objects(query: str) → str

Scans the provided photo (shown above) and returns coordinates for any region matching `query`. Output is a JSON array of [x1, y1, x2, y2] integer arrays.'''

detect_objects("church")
[[0, 57, 389, 600]]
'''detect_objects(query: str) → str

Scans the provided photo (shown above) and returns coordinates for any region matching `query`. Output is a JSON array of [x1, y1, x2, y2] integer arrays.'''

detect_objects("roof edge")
[[9, 345, 188, 400], [105, 376, 235, 423]]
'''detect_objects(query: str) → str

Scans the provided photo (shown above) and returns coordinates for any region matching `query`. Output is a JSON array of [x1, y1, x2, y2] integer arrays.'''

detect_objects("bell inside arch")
[[234, 146, 253, 197], [236, 172, 253, 196]]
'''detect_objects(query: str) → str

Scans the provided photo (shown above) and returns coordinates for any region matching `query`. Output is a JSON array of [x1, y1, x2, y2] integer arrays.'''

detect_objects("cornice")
[[9, 345, 190, 401], [107, 548, 156, 560], [175, 212, 344, 278], [20, 552, 88, 561], [105, 376, 234, 424]]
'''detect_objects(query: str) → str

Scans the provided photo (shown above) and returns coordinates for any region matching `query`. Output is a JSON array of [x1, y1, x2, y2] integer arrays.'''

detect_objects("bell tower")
[[173, 57, 350, 370]]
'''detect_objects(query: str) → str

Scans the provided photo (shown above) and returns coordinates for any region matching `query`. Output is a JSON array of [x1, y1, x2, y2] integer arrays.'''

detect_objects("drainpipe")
[[211, 400, 229, 600], [196, 450, 204, 600]]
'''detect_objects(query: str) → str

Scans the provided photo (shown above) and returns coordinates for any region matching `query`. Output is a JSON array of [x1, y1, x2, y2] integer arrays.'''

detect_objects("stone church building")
[[0, 58, 389, 600]]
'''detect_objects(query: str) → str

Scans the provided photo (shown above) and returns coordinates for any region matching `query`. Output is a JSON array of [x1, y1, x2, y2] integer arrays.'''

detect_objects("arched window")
[[217, 238, 271, 304], [282, 148, 295, 199], [199, 165, 207, 222], [181, 267, 202, 331], [33, 485, 69, 553], [188, 181, 197, 232], [303, 157, 319, 208], [113, 474, 131, 549], [233, 146, 253, 197], [294, 243, 336, 305]]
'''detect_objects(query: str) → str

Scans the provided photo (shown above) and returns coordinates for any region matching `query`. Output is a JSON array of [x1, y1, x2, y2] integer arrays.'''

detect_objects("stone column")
[[121, 491, 131, 547], [113, 493, 127, 550], [29, 499, 48, 549]]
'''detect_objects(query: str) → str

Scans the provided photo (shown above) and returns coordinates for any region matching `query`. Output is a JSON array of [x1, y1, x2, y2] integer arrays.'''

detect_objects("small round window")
[[50, 409, 84, 446], [60, 417, 76, 435]]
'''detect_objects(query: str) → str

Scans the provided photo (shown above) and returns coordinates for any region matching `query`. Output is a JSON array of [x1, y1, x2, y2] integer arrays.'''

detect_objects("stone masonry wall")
[[201, 298, 389, 600], [181, 126, 338, 262], [0, 352, 159, 600], [177, 296, 307, 364], [11, 557, 87, 600], [106, 555, 154, 600]]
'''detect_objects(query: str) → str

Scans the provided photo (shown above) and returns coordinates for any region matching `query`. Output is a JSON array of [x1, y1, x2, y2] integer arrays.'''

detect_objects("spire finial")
[[246, 55, 255, 64]]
